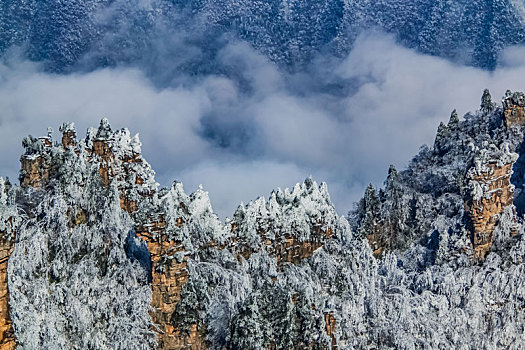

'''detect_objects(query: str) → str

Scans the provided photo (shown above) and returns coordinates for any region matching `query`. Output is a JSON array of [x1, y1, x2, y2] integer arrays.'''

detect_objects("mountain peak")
[[3, 90, 525, 348]]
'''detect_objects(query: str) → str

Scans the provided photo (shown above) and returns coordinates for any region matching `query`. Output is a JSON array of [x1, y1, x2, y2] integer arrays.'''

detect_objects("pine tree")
[[96, 118, 112, 139], [228, 295, 266, 349], [0, 178, 7, 208], [434, 121, 449, 152], [481, 88, 494, 114], [448, 109, 459, 130], [381, 165, 408, 250], [294, 290, 317, 347], [357, 184, 381, 239], [172, 278, 207, 334], [270, 287, 297, 349]]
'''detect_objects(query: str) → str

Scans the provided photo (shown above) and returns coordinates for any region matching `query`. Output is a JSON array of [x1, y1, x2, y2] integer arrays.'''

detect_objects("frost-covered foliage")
[[162, 139, 525, 349], [351, 90, 525, 264], [317, 240, 525, 349], [8, 93, 525, 349], [230, 178, 337, 249], [0, 177, 16, 238], [159, 181, 228, 250], [1, 0, 524, 72], [342, 90, 525, 346], [8, 121, 156, 349], [9, 178, 155, 349], [162, 178, 341, 349], [182, 178, 525, 350], [139, 91, 525, 350], [182, 215, 525, 349]]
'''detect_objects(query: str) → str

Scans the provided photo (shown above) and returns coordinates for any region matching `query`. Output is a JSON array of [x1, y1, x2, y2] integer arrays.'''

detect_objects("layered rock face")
[[233, 223, 335, 266], [466, 156, 517, 259], [135, 216, 206, 349], [0, 181, 16, 350], [324, 313, 337, 350], [503, 91, 525, 128], [6, 89, 525, 349], [0, 235, 15, 350], [267, 229, 333, 266], [460, 90, 525, 259], [9, 120, 341, 349], [19, 136, 52, 189]]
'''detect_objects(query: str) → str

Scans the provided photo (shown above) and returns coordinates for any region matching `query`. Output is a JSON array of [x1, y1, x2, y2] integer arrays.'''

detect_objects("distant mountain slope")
[[1, 0, 524, 74]]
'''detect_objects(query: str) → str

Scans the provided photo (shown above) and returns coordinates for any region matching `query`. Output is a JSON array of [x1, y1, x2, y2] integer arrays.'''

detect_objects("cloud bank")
[[1, 32, 525, 217]]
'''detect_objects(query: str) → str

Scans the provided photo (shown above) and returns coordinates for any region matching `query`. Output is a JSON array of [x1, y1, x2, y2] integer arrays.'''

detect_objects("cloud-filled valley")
[[6, 3, 525, 350], [1, 31, 525, 217]]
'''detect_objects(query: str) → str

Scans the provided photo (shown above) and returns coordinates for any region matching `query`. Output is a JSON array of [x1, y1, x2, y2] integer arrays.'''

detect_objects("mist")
[[1, 31, 525, 218]]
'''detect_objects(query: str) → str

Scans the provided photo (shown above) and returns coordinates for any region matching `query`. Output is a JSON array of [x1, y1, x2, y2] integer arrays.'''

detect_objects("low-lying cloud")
[[1, 32, 525, 218]]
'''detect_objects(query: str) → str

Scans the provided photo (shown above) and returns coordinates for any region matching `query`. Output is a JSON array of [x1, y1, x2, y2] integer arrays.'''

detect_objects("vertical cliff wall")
[[4, 90, 525, 349], [135, 218, 206, 349], [503, 91, 525, 128], [0, 179, 16, 349], [0, 233, 15, 350], [466, 159, 516, 259]]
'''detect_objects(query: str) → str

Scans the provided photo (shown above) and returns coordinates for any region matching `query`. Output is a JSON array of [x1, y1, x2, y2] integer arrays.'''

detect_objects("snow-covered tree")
[[481, 88, 494, 114], [355, 184, 381, 240]]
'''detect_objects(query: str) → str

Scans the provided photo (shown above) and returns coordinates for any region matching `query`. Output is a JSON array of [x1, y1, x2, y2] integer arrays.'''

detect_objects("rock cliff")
[[0, 180, 15, 350], [0, 234, 15, 350], [352, 90, 525, 263], [465, 147, 518, 259], [503, 91, 525, 128], [3, 89, 525, 349], [6, 119, 342, 349]]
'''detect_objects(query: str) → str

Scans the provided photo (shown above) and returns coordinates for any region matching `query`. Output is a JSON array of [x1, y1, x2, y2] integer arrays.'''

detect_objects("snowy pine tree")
[[355, 184, 381, 240], [448, 109, 459, 130], [434, 121, 449, 153], [481, 88, 494, 114], [228, 294, 266, 350]]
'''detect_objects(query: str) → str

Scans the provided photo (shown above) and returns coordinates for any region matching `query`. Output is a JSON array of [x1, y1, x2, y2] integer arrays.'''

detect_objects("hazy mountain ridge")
[[1, 0, 524, 75], [1, 90, 525, 348]]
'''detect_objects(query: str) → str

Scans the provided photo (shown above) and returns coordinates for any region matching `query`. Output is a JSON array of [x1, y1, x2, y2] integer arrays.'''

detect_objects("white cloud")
[[1, 31, 525, 217], [167, 161, 307, 217]]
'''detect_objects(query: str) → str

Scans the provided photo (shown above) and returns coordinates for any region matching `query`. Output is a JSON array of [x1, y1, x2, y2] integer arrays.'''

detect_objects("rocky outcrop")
[[83, 123, 203, 349], [60, 124, 76, 149], [465, 146, 518, 259], [269, 230, 332, 265], [19, 156, 48, 189], [135, 216, 206, 349], [15, 121, 182, 348], [230, 181, 338, 269], [0, 234, 15, 350], [81, 122, 205, 349], [366, 229, 387, 258], [19, 135, 53, 189], [503, 91, 525, 128], [234, 228, 334, 266], [324, 313, 337, 350]]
